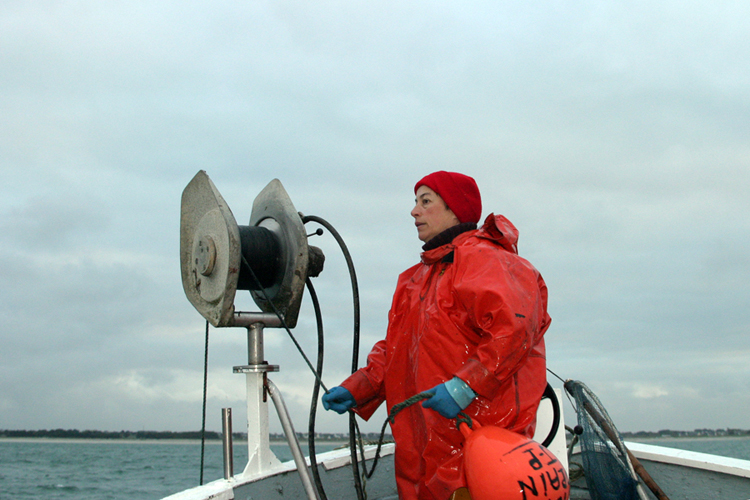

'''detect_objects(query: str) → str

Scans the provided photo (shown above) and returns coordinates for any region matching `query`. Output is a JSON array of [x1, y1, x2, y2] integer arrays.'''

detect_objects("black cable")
[[234, 214, 363, 499], [235, 216, 352, 498], [305, 278, 328, 500], [235, 227, 339, 499], [547, 367, 578, 412], [301, 215, 366, 500], [541, 383, 561, 448], [199, 320, 210, 485], [301, 215, 365, 500], [300, 216, 361, 373], [547, 367, 566, 384]]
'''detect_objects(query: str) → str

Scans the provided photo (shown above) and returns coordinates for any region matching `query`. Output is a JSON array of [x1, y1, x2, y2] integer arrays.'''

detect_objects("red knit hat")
[[414, 171, 482, 224]]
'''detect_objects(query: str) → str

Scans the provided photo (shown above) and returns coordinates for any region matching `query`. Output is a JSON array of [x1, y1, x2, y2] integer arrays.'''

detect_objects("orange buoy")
[[460, 422, 569, 500]]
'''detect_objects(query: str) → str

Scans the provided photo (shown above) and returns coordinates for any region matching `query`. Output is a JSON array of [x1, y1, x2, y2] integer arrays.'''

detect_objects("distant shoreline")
[[0, 429, 388, 442], [0, 437, 353, 446], [2, 434, 747, 444], [0, 437, 219, 444], [627, 435, 750, 443]]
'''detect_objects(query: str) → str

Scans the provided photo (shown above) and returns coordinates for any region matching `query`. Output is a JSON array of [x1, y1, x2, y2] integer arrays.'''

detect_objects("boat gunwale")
[[625, 440, 750, 479], [161, 442, 396, 499]]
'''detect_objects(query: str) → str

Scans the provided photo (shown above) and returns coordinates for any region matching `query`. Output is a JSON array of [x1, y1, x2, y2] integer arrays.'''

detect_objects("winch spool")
[[179, 170, 323, 328]]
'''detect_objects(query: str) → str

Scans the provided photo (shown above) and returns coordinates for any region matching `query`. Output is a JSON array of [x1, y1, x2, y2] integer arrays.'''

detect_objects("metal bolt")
[[195, 235, 217, 276]]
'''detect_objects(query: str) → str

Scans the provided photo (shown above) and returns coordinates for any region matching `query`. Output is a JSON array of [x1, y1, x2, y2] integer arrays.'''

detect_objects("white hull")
[[163, 443, 399, 500], [164, 439, 750, 500]]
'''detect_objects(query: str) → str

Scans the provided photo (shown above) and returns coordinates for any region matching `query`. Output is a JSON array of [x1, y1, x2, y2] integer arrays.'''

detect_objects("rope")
[[387, 392, 433, 424], [359, 391, 438, 480], [455, 412, 473, 431]]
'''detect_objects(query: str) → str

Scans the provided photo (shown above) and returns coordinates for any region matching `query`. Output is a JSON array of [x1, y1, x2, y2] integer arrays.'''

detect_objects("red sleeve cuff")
[[340, 370, 384, 421], [454, 358, 502, 399]]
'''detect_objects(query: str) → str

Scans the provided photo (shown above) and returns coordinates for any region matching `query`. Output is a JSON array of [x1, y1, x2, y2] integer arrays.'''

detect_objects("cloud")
[[631, 384, 669, 400], [1, 0, 749, 438]]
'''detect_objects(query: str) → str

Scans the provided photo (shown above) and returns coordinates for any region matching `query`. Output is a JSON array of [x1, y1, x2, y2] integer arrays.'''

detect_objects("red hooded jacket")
[[340, 214, 551, 500]]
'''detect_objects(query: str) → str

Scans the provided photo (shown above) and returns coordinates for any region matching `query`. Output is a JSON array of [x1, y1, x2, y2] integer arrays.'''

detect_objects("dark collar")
[[422, 222, 477, 251]]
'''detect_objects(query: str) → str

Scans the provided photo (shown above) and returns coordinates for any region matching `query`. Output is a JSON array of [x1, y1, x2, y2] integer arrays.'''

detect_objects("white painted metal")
[[626, 441, 750, 478], [161, 443, 396, 500], [266, 379, 320, 500], [243, 369, 282, 476], [532, 387, 569, 473]]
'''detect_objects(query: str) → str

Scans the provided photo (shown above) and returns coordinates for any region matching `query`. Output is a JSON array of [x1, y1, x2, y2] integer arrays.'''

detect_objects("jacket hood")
[[420, 213, 519, 264], [477, 213, 519, 255]]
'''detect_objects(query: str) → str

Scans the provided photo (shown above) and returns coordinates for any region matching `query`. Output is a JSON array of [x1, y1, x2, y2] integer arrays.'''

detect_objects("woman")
[[323, 171, 551, 500]]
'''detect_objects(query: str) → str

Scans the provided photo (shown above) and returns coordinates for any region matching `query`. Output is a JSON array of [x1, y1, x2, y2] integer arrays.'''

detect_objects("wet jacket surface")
[[340, 214, 551, 500]]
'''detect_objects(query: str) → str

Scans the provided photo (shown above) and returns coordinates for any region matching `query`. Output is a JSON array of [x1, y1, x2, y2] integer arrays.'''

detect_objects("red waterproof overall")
[[341, 214, 551, 500]]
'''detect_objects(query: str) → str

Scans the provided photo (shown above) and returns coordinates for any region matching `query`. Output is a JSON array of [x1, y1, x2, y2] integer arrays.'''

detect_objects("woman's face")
[[411, 185, 460, 242]]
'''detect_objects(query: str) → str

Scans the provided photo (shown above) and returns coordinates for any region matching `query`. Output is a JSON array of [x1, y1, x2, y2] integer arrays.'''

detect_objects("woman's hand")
[[422, 377, 476, 419], [322, 386, 356, 414]]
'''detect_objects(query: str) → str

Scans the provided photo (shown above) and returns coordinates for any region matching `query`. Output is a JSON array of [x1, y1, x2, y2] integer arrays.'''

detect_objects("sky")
[[1, 1, 749, 438]]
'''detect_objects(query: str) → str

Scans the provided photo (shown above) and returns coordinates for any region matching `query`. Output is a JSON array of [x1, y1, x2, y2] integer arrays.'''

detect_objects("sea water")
[[1, 437, 749, 499], [0, 439, 342, 500]]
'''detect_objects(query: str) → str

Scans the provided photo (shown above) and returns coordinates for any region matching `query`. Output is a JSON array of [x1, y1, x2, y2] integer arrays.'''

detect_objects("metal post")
[[222, 408, 234, 479], [233, 314, 281, 476], [266, 379, 320, 500], [248, 323, 263, 365]]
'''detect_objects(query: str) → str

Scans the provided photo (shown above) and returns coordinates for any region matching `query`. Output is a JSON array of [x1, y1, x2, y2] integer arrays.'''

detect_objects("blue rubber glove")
[[322, 386, 356, 414], [422, 377, 476, 419]]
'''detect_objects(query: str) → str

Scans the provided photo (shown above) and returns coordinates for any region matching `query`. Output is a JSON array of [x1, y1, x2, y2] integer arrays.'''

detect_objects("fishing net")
[[564, 380, 648, 500]]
